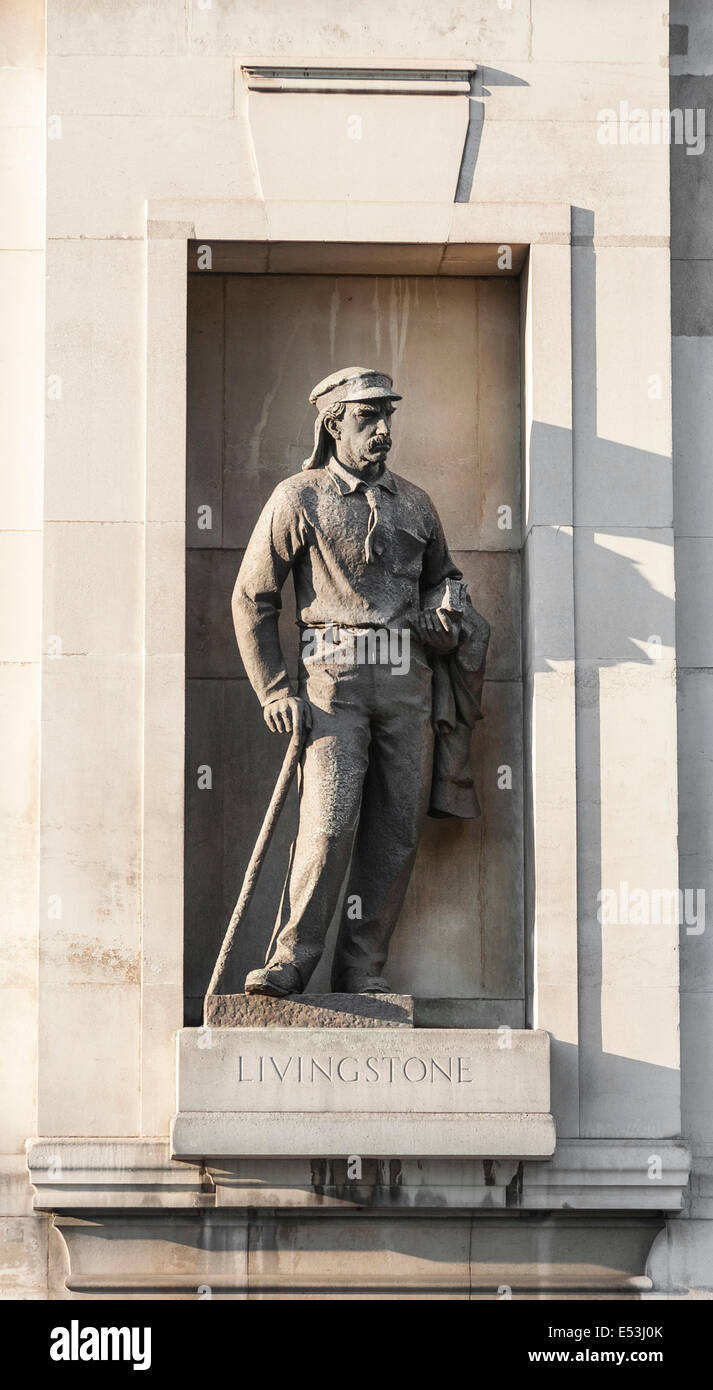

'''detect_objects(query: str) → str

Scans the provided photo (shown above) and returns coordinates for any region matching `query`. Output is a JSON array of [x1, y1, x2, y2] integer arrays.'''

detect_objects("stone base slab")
[[204, 992, 414, 1028], [172, 1025, 555, 1159]]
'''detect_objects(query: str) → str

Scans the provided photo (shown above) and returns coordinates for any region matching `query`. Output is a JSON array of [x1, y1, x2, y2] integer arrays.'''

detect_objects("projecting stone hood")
[[171, 1027, 555, 1160]]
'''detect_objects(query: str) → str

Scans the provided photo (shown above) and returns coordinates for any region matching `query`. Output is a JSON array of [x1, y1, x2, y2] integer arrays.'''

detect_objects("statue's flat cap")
[[309, 367, 401, 410]]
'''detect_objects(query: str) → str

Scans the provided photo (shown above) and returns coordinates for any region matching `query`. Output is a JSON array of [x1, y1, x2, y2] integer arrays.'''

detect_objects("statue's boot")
[[244, 963, 302, 997], [336, 972, 391, 995]]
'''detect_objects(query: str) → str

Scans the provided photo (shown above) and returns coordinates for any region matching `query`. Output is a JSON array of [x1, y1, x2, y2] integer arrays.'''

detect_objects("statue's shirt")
[[233, 460, 461, 705]]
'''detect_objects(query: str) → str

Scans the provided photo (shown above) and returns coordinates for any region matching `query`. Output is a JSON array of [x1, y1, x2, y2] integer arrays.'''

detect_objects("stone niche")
[[184, 250, 524, 1028]]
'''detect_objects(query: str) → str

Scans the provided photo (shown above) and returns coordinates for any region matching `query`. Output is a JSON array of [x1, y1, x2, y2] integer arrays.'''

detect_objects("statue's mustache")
[[367, 436, 391, 452]]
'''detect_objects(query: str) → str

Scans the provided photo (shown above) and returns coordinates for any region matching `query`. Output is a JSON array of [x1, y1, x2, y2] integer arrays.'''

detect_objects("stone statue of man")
[[232, 366, 489, 998]]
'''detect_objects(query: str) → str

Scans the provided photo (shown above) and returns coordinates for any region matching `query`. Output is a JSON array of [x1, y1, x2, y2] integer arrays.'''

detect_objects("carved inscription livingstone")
[[178, 1028, 552, 1115], [234, 1051, 476, 1084]]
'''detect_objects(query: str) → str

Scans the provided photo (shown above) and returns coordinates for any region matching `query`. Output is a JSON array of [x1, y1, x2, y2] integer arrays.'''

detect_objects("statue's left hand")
[[414, 609, 460, 654]]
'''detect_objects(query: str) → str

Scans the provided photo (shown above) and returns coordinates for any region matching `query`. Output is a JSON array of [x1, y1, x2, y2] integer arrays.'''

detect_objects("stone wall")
[[0, 0, 46, 1301], [0, 0, 703, 1298], [649, 0, 713, 1295]]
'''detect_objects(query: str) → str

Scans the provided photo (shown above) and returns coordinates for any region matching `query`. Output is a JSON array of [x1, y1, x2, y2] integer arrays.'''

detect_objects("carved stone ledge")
[[241, 60, 472, 204], [28, 1141, 520, 1212], [27, 1138, 691, 1216], [521, 1140, 691, 1212], [241, 61, 474, 96], [28, 1140, 210, 1211]]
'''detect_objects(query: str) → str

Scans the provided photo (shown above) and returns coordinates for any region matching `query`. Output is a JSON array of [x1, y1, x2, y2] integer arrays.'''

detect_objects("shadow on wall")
[[524, 208, 680, 1138], [455, 67, 530, 203]]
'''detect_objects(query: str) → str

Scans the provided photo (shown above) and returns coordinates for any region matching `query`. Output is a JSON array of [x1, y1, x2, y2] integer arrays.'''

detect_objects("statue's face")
[[327, 399, 394, 474]]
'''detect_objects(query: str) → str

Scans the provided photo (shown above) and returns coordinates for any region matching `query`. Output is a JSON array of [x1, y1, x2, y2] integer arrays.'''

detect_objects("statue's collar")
[[327, 458, 397, 496]]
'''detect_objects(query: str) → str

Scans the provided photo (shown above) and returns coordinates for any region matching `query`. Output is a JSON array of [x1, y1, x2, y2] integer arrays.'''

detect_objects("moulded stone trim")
[[145, 198, 571, 248], [29, 1137, 690, 1216], [171, 1110, 556, 1161], [28, 1139, 208, 1211], [241, 61, 474, 96], [522, 1139, 691, 1211]]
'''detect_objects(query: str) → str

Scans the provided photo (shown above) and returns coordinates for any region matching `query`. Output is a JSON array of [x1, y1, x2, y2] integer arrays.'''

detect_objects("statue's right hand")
[[263, 695, 313, 736]]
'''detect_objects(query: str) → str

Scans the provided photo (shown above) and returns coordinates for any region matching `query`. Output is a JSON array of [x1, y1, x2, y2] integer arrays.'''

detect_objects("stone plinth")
[[171, 1027, 555, 1159], [204, 992, 414, 1028]]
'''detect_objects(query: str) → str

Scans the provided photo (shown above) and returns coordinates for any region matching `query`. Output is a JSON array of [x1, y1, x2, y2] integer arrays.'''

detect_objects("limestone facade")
[[0, 0, 710, 1298]]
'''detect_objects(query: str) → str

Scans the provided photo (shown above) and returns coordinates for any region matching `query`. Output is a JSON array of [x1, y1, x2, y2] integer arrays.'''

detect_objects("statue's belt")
[[297, 620, 410, 633]]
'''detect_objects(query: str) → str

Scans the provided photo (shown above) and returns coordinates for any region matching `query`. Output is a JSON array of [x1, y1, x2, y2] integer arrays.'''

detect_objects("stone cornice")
[[27, 1138, 690, 1214]]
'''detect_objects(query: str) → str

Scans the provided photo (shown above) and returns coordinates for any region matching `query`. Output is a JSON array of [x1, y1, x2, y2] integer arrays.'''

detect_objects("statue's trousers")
[[264, 630, 434, 992]]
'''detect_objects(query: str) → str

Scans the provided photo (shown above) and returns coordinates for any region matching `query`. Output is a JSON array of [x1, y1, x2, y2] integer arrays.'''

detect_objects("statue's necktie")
[[363, 485, 383, 563]]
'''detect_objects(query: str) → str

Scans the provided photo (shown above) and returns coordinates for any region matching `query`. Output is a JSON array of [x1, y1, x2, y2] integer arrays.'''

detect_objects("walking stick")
[[203, 723, 306, 1010]]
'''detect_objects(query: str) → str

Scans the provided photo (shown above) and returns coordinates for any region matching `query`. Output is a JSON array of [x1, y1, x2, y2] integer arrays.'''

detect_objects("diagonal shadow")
[[455, 67, 530, 203], [524, 207, 681, 1140]]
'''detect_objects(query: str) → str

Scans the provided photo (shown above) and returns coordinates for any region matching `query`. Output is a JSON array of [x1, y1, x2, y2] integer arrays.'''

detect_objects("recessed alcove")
[[183, 240, 526, 1027]]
